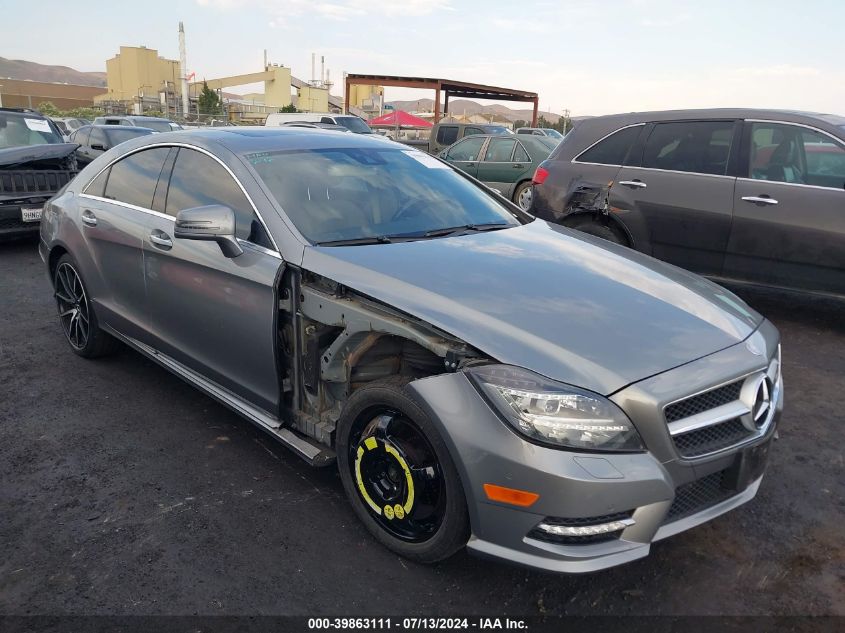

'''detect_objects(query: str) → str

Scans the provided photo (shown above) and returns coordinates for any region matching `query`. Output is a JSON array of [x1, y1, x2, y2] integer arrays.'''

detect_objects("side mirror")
[[438, 151, 448, 159], [90, 144, 108, 151], [173, 204, 243, 258]]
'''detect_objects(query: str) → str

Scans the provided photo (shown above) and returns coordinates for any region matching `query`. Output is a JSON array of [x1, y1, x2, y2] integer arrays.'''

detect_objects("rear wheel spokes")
[[55, 263, 89, 349]]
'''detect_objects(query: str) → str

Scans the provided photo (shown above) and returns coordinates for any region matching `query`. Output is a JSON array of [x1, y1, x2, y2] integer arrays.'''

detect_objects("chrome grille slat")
[[672, 418, 753, 458], [665, 380, 743, 423]]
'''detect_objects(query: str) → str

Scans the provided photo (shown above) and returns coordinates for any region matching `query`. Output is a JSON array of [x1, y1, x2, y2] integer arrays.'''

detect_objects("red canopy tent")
[[368, 110, 433, 128]]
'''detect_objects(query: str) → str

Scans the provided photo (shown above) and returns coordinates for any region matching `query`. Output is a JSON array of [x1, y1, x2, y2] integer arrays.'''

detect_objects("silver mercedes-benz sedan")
[[39, 128, 783, 573]]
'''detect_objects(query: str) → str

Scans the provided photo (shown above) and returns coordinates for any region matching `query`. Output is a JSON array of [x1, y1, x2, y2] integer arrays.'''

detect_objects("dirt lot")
[[0, 238, 842, 617]]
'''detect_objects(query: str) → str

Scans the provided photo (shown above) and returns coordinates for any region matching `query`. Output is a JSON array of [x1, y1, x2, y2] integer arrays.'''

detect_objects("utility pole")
[[179, 22, 189, 119]]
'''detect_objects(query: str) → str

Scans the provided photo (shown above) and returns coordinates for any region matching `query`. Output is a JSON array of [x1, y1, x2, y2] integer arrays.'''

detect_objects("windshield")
[[106, 128, 155, 145], [0, 112, 63, 149], [545, 129, 564, 139], [133, 119, 173, 132], [247, 146, 521, 244], [335, 117, 373, 134]]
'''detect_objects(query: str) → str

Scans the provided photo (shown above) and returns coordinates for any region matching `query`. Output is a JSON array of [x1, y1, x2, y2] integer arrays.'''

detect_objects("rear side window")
[[436, 126, 459, 146], [642, 121, 735, 175], [513, 143, 530, 162], [165, 148, 273, 248], [576, 125, 642, 165], [464, 127, 486, 136], [103, 148, 170, 209]]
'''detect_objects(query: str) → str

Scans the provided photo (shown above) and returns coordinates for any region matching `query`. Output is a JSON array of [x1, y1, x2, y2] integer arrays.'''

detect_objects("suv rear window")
[[575, 125, 642, 165], [436, 126, 459, 146]]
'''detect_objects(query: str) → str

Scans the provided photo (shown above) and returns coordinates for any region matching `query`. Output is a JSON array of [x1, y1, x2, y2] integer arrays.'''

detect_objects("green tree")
[[513, 119, 528, 130], [197, 81, 223, 115], [65, 107, 104, 120], [143, 110, 164, 118], [278, 103, 299, 113], [36, 101, 61, 116]]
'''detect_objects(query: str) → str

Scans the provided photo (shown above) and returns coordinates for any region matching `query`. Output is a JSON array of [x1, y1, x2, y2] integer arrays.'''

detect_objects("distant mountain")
[[0, 57, 106, 87], [385, 98, 573, 124]]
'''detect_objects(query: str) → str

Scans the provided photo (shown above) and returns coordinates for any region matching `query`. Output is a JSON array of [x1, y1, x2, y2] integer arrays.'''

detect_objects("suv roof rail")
[[0, 107, 39, 114]]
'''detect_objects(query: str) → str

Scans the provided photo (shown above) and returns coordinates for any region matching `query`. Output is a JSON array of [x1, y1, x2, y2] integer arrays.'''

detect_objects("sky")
[[2, 0, 843, 117]]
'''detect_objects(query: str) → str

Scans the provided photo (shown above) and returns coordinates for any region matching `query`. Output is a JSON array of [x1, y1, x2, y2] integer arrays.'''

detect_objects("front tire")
[[53, 254, 118, 358], [336, 376, 470, 563]]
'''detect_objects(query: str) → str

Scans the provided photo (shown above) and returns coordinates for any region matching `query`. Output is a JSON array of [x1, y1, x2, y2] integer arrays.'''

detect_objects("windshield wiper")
[[316, 235, 393, 247], [422, 222, 511, 238]]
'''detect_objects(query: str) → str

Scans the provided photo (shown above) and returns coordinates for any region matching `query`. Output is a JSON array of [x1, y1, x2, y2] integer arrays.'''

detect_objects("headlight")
[[467, 365, 643, 452]]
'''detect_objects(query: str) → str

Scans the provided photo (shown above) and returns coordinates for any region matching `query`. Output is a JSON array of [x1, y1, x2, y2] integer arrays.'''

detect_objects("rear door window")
[[642, 121, 735, 175], [513, 142, 530, 163], [483, 138, 516, 162], [463, 127, 486, 136], [102, 147, 171, 209], [576, 125, 642, 165]]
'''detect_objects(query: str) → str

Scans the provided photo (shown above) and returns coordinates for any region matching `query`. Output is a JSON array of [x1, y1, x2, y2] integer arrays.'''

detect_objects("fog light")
[[535, 517, 635, 537]]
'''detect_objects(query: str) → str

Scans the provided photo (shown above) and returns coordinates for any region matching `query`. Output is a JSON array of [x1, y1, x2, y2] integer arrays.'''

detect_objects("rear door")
[[475, 137, 521, 195], [76, 146, 172, 340], [442, 136, 485, 178], [612, 120, 740, 275], [143, 146, 283, 413], [725, 120, 845, 294]]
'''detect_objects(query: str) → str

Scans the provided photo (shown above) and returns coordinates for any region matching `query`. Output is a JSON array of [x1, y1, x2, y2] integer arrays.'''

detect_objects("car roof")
[[581, 108, 845, 129], [119, 127, 405, 155], [82, 124, 156, 133]]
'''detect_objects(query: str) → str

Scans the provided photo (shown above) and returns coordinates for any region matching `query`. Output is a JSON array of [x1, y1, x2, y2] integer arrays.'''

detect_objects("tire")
[[53, 253, 119, 358], [570, 218, 627, 245], [513, 181, 534, 211], [336, 376, 470, 563]]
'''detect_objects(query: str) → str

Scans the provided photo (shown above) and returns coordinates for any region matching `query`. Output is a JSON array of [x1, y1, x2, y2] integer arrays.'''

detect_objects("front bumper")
[[406, 321, 782, 573]]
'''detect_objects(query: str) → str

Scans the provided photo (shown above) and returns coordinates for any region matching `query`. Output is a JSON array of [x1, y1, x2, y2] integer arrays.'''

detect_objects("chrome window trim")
[[618, 165, 736, 180], [78, 193, 171, 221], [743, 119, 845, 191], [571, 123, 645, 167], [79, 141, 280, 253]]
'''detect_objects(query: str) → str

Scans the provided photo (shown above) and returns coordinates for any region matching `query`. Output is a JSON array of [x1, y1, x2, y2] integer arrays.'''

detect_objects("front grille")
[[665, 380, 743, 423], [0, 216, 35, 231], [0, 170, 77, 195], [673, 417, 754, 458], [663, 469, 734, 524], [528, 511, 633, 545]]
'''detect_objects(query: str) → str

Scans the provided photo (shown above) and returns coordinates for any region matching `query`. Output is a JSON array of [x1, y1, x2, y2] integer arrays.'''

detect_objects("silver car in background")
[[39, 128, 783, 573]]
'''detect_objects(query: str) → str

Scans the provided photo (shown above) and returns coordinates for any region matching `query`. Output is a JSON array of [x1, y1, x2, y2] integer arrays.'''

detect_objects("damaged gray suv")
[[40, 128, 783, 573]]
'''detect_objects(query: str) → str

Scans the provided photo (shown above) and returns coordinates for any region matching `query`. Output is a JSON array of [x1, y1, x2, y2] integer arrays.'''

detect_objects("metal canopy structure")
[[345, 74, 539, 126]]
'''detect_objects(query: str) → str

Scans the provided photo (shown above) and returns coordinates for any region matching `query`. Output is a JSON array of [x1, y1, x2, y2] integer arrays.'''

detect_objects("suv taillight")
[[532, 164, 550, 185]]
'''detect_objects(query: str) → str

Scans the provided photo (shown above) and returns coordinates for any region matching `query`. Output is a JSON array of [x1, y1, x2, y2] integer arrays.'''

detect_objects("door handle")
[[741, 195, 778, 205], [81, 210, 97, 226], [149, 231, 173, 249], [512, 163, 524, 169], [619, 180, 647, 189]]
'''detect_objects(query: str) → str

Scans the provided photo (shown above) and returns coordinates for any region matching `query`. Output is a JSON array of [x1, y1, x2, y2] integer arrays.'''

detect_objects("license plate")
[[21, 206, 43, 222], [725, 438, 772, 491]]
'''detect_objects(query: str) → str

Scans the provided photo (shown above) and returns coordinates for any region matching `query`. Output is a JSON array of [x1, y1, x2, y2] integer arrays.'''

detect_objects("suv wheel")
[[336, 376, 470, 563]]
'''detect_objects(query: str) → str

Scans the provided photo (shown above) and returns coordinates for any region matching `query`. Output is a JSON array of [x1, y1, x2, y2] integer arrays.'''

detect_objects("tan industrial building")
[[94, 45, 342, 120], [0, 78, 105, 110]]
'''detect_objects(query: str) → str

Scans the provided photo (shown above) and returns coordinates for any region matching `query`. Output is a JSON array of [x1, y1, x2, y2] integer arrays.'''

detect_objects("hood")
[[0, 143, 79, 169], [301, 220, 762, 395]]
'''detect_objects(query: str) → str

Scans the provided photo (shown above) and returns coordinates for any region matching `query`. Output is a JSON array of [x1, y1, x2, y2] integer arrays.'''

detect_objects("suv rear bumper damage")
[[406, 322, 782, 573]]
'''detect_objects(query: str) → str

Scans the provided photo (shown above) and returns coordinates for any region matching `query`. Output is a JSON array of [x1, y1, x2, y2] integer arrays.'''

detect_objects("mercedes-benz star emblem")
[[752, 377, 772, 426]]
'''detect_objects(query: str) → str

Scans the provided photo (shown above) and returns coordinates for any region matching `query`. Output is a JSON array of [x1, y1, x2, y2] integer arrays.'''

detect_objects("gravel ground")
[[0, 238, 843, 617]]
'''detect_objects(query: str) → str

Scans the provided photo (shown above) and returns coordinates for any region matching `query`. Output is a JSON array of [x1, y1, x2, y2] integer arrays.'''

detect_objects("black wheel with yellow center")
[[352, 410, 445, 542], [336, 376, 470, 563]]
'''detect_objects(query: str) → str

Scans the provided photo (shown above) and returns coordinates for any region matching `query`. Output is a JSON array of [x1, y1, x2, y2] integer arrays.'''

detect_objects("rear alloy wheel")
[[513, 181, 534, 211], [54, 254, 118, 358], [337, 376, 469, 562]]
